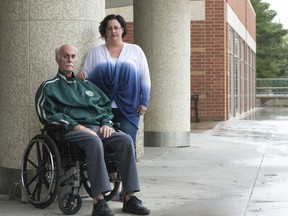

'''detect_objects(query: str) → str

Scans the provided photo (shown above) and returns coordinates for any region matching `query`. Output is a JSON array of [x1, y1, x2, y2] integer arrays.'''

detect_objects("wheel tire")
[[21, 134, 61, 209], [59, 190, 82, 215]]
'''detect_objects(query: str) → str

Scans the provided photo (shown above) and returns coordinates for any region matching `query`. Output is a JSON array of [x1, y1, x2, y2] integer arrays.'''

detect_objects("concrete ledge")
[[256, 96, 288, 107], [0, 166, 21, 197], [144, 131, 190, 147]]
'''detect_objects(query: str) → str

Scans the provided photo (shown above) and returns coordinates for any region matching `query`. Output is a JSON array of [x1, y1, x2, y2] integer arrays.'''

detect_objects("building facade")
[[0, 0, 192, 195], [108, 0, 257, 122], [191, 0, 256, 121], [0, 0, 256, 196]]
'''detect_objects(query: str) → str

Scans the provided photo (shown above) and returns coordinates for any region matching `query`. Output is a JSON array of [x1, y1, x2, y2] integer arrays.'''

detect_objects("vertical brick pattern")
[[121, 0, 256, 122], [191, 0, 256, 121], [191, 0, 228, 121], [123, 22, 134, 43]]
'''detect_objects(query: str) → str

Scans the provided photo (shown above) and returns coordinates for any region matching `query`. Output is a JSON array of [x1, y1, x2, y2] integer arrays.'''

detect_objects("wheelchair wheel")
[[58, 190, 82, 215], [80, 169, 120, 201], [21, 134, 61, 209]]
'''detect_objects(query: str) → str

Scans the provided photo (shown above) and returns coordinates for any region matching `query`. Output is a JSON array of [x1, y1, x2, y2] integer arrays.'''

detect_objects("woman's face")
[[105, 19, 124, 42]]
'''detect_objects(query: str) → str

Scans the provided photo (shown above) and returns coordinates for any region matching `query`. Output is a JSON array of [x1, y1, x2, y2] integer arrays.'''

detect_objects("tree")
[[250, 0, 288, 78], [279, 35, 288, 76]]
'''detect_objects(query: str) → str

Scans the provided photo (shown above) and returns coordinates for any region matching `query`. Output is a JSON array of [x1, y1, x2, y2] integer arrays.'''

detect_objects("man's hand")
[[100, 125, 115, 138], [77, 70, 88, 80]]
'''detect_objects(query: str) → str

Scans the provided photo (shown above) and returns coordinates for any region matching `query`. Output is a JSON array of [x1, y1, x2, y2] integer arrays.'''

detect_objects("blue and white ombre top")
[[82, 43, 151, 128]]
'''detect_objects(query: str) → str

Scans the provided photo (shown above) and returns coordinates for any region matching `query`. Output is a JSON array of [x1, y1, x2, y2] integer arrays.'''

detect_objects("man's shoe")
[[122, 196, 150, 215], [92, 199, 114, 216]]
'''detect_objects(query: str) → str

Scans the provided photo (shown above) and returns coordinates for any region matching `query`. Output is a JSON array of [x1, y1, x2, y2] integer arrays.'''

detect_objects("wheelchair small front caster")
[[58, 190, 82, 215]]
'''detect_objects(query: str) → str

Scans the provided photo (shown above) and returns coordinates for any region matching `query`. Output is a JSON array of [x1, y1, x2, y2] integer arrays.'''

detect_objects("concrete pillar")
[[134, 0, 191, 147], [0, 0, 104, 195]]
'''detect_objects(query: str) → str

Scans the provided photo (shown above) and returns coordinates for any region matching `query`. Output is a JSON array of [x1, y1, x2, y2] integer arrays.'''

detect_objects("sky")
[[261, 0, 288, 29]]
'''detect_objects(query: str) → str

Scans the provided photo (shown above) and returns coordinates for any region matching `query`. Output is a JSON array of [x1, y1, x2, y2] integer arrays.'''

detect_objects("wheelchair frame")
[[21, 124, 121, 215]]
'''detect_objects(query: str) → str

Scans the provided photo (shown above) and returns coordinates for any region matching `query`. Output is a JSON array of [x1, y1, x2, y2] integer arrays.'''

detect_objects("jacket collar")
[[57, 70, 76, 83]]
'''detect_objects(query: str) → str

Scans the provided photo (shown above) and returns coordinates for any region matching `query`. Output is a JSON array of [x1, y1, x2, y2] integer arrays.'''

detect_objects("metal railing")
[[256, 78, 288, 96]]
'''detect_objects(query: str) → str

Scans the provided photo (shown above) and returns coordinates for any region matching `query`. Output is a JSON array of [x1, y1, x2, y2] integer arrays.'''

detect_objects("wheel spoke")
[[27, 158, 38, 169], [36, 142, 43, 167], [36, 176, 43, 201], [26, 174, 38, 188], [43, 175, 51, 190]]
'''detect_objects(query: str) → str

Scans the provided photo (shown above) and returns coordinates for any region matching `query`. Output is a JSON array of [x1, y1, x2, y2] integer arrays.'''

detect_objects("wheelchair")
[[21, 124, 121, 215]]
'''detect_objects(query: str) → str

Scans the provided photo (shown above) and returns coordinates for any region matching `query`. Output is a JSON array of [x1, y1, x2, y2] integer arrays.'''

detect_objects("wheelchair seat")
[[21, 124, 120, 215]]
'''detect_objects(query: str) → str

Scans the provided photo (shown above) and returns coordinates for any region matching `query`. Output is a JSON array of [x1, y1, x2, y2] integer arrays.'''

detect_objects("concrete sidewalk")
[[1, 107, 288, 216]]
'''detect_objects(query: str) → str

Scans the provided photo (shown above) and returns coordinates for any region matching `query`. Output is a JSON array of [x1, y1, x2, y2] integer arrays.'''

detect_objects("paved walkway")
[[1, 107, 288, 216]]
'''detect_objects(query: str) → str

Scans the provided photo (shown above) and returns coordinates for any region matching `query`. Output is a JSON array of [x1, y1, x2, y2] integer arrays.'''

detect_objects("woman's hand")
[[77, 70, 88, 80], [137, 105, 147, 116]]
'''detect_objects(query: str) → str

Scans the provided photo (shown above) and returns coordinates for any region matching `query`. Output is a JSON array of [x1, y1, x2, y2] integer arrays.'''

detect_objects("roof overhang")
[[106, 0, 133, 8]]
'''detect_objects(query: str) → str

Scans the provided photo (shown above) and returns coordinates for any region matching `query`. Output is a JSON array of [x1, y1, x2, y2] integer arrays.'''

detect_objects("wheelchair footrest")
[[111, 178, 121, 183]]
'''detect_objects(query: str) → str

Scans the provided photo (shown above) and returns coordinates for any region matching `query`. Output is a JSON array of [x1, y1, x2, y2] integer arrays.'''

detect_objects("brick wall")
[[190, 0, 256, 121], [191, 0, 229, 121], [123, 0, 256, 122], [123, 22, 134, 43], [228, 0, 256, 40]]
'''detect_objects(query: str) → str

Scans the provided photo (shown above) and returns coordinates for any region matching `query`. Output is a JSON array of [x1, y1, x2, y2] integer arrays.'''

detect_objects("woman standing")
[[78, 14, 151, 154]]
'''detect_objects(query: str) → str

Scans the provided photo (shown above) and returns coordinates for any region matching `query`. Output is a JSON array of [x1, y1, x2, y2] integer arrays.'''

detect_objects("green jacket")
[[35, 71, 113, 131]]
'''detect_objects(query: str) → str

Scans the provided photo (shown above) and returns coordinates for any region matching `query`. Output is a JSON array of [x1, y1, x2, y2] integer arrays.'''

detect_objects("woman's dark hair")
[[99, 14, 127, 39]]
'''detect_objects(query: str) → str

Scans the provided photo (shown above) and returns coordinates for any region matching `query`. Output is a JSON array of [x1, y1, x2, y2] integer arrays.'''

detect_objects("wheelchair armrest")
[[41, 124, 66, 143], [113, 122, 121, 131], [41, 124, 67, 133], [41, 124, 67, 156]]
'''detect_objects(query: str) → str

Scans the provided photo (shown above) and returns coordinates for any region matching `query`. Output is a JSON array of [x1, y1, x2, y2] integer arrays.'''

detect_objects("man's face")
[[57, 45, 77, 76]]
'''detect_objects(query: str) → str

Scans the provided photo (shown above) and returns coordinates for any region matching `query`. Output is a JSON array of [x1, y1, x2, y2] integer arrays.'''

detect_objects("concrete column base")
[[144, 131, 190, 147], [0, 166, 21, 198]]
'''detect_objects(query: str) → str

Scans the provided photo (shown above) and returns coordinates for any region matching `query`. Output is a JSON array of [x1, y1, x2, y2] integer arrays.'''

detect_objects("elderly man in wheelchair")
[[21, 44, 150, 216]]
